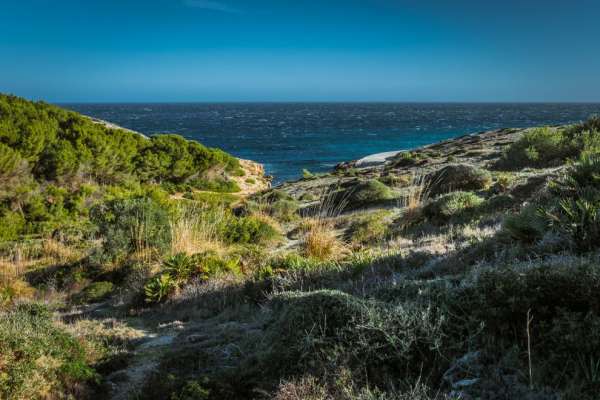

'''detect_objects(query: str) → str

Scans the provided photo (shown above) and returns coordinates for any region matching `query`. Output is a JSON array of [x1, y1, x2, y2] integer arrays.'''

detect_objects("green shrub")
[[347, 211, 392, 245], [544, 196, 600, 253], [299, 192, 316, 202], [422, 191, 483, 223], [0, 209, 25, 241], [250, 290, 448, 388], [91, 197, 171, 261], [195, 252, 241, 280], [498, 127, 577, 169], [344, 180, 395, 209], [190, 178, 240, 193], [541, 154, 600, 252], [267, 252, 337, 272], [0, 303, 96, 398], [502, 205, 547, 243], [426, 164, 492, 197], [391, 151, 419, 167], [73, 281, 115, 304], [269, 199, 299, 222], [221, 215, 280, 245], [450, 262, 600, 397]]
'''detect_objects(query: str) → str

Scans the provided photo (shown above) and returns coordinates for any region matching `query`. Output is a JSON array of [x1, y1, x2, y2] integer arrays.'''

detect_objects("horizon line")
[[56, 100, 600, 105]]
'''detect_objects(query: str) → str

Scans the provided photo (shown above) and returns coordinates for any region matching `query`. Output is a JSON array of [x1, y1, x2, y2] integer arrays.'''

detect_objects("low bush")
[[73, 281, 114, 304], [0, 303, 97, 398], [269, 199, 300, 222], [91, 197, 171, 262], [502, 204, 547, 243], [540, 154, 600, 252], [221, 215, 280, 245], [391, 151, 420, 168], [422, 191, 483, 223], [145, 251, 241, 303], [190, 178, 241, 193], [450, 261, 600, 397], [497, 127, 578, 169], [343, 180, 395, 209], [347, 211, 392, 245], [426, 164, 491, 197], [248, 290, 448, 390]]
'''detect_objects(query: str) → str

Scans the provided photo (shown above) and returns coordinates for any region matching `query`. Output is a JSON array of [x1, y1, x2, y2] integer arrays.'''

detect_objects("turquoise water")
[[65, 103, 600, 183]]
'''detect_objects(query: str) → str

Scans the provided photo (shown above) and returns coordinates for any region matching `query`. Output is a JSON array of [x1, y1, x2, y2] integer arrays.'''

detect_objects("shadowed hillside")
[[2, 95, 600, 399]]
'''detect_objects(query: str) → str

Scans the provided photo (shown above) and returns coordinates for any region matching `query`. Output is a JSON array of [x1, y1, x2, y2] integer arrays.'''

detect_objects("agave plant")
[[144, 273, 176, 303], [162, 252, 197, 282]]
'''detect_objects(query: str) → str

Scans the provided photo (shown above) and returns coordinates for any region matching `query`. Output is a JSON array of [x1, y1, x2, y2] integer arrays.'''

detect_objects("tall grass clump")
[[169, 203, 226, 256], [300, 189, 348, 260]]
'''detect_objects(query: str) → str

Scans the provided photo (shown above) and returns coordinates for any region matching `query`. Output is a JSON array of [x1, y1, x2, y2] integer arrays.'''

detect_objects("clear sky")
[[2, 0, 600, 102]]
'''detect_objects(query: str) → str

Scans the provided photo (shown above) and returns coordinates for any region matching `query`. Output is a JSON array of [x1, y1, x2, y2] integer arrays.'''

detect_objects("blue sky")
[[1, 0, 600, 102]]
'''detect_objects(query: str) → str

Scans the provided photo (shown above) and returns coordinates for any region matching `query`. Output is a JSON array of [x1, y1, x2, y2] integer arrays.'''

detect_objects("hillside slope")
[[2, 99, 600, 400]]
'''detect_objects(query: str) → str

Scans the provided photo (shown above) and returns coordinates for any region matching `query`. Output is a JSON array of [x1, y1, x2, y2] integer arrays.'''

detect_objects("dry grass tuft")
[[42, 239, 81, 264], [272, 376, 329, 400], [396, 171, 431, 230], [302, 219, 345, 260], [299, 189, 349, 260], [170, 204, 227, 256]]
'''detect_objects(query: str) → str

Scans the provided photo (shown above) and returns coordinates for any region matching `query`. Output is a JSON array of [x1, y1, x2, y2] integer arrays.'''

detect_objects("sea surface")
[[65, 103, 600, 184]]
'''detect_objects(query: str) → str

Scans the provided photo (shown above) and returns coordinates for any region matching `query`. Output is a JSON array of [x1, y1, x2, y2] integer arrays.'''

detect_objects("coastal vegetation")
[[2, 94, 600, 399]]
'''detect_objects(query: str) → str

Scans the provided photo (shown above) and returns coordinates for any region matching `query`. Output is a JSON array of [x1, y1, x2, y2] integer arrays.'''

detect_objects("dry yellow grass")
[[169, 204, 227, 256], [301, 218, 345, 261], [42, 239, 81, 264], [396, 171, 431, 230]]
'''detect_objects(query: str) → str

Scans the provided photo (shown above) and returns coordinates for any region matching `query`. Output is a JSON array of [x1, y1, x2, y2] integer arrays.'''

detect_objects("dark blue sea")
[[64, 103, 600, 184]]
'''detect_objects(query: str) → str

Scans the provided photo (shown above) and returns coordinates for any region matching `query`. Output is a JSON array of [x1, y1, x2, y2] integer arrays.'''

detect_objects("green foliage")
[[0, 303, 96, 398], [422, 191, 483, 223], [195, 252, 241, 280], [498, 127, 583, 169], [145, 252, 241, 303], [0, 94, 243, 242], [267, 252, 337, 272], [392, 151, 420, 167], [73, 281, 115, 304], [347, 211, 392, 245], [190, 178, 240, 193], [91, 197, 171, 261], [0, 209, 25, 241], [251, 290, 448, 388], [502, 204, 547, 243], [544, 196, 600, 253], [220, 215, 280, 245], [269, 199, 299, 222], [302, 168, 315, 179], [538, 154, 600, 252], [345, 180, 395, 208], [144, 273, 177, 303], [451, 262, 600, 397], [427, 164, 492, 197], [163, 252, 198, 282]]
